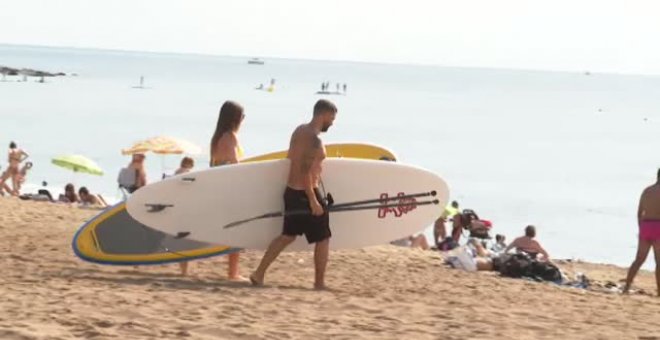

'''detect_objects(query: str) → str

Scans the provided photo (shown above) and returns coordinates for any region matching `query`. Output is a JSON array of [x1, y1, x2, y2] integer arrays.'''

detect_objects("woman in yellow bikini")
[[0, 142, 29, 196], [189, 101, 246, 280]]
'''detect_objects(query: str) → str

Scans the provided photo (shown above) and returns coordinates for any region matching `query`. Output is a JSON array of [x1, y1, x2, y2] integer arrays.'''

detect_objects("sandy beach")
[[1, 197, 659, 339]]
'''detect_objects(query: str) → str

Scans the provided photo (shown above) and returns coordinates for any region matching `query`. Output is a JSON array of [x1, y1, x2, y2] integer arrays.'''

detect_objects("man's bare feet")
[[249, 272, 263, 286], [229, 275, 249, 282]]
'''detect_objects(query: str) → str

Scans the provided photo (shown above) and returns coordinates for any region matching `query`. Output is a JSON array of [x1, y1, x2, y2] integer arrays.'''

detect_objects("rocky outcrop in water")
[[0, 66, 67, 77]]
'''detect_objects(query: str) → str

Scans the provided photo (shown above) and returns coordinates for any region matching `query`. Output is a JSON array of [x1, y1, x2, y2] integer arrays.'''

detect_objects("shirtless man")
[[504, 225, 550, 261], [251, 99, 337, 289], [624, 168, 660, 296]]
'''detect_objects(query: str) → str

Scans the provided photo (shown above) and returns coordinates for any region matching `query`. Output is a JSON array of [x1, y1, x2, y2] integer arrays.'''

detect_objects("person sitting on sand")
[[173, 156, 195, 276], [434, 201, 460, 246], [491, 234, 507, 253], [175, 157, 194, 176], [504, 225, 550, 261], [78, 187, 107, 208], [117, 153, 147, 194], [59, 183, 79, 203], [623, 168, 660, 296]]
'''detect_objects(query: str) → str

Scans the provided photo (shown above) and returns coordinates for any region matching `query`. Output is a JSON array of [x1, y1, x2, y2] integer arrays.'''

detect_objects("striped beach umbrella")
[[121, 136, 203, 156]]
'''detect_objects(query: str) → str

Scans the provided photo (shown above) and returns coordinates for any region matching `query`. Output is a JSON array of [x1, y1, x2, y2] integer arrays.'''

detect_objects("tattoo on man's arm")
[[299, 137, 321, 174]]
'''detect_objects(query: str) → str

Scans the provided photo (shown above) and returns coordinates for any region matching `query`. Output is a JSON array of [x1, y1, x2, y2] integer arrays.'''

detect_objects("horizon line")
[[1, 42, 657, 78]]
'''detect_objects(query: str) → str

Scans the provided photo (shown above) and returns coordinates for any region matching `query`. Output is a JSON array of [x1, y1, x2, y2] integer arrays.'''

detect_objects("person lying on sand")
[[58, 183, 79, 203], [391, 234, 430, 250], [78, 187, 107, 208]]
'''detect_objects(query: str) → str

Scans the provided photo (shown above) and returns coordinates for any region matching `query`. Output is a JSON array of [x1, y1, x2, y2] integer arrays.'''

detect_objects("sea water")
[[1, 44, 659, 269]]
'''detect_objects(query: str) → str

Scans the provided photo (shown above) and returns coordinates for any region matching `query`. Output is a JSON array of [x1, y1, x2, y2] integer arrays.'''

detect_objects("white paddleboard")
[[126, 159, 449, 251]]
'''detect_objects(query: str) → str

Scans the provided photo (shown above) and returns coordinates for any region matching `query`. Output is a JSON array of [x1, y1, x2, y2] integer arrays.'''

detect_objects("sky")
[[1, 0, 660, 74]]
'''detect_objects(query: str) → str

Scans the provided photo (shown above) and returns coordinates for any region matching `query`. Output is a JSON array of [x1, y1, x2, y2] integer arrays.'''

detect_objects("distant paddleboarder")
[[251, 99, 337, 290]]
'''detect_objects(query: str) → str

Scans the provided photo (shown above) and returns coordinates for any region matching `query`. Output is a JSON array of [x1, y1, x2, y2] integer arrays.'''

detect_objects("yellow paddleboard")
[[72, 143, 396, 265], [245, 143, 397, 162]]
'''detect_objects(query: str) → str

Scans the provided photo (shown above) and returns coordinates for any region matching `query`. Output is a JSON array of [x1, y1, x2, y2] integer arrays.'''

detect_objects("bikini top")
[[8, 150, 21, 162], [210, 145, 244, 167]]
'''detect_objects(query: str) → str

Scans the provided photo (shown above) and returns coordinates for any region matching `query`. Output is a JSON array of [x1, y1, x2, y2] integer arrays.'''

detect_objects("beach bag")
[[117, 167, 138, 192], [529, 261, 562, 283], [498, 253, 532, 278], [438, 237, 458, 251]]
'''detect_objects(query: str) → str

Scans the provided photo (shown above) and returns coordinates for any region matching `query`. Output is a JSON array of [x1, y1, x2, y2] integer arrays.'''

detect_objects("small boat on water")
[[248, 58, 265, 65]]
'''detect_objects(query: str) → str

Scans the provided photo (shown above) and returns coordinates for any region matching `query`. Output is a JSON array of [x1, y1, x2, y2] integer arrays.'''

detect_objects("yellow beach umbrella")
[[121, 136, 203, 156], [51, 154, 104, 176]]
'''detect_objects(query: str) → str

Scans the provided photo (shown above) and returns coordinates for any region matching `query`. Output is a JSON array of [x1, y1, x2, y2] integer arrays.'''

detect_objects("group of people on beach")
[[390, 175, 660, 296], [3, 97, 659, 296], [0, 141, 108, 208], [394, 201, 552, 271], [319, 81, 347, 94]]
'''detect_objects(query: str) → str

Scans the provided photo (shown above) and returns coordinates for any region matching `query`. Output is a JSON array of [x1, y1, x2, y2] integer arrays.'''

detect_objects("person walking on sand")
[[624, 168, 660, 296], [210, 100, 247, 281], [251, 99, 337, 290]]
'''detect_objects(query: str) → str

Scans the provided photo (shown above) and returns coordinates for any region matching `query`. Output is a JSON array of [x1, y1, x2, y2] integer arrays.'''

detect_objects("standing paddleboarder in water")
[[251, 99, 337, 290]]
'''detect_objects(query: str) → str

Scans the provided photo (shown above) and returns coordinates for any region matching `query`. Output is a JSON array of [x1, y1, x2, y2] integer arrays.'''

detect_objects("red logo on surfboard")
[[378, 192, 417, 218]]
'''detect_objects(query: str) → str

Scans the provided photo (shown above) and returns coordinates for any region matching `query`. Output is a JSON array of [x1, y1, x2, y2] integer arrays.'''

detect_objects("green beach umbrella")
[[51, 154, 104, 176]]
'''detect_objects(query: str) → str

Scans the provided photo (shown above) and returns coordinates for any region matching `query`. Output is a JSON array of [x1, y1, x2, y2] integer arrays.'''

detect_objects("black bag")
[[499, 253, 562, 283], [529, 261, 562, 282], [438, 237, 458, 251], [498, 253, 533, 278]]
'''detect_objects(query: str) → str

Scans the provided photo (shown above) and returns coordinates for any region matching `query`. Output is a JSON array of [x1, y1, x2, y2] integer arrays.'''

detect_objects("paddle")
[[145, 191, 436, 214], [329, 190, 436, 209], [221, 192, 439, 230], [173, 199, 440, 239]]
